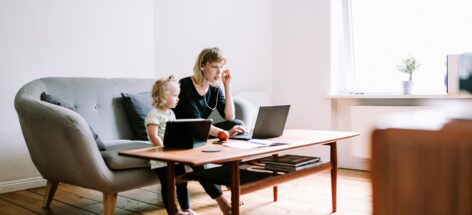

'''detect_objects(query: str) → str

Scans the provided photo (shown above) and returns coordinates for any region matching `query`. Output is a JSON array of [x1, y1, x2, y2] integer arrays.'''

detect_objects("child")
[[144, 75, 198, 215]]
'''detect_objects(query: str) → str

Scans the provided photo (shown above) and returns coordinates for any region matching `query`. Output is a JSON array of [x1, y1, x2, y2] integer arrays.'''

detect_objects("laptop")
[[230, 105, 290, 140], [163, 119, 212, 149]]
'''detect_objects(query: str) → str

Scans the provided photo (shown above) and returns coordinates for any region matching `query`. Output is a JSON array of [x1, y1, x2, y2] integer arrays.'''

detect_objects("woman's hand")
[[221, 68, 232, 86], [228, 125, 247, 137]]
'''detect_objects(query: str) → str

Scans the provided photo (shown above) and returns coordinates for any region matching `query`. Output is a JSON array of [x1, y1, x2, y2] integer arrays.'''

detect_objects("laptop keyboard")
[[231, 132, 252, 140]]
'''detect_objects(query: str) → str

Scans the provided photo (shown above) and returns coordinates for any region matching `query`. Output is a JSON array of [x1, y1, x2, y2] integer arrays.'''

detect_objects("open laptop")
[[163, 119, 212, 149], [230, 105, 290, 140]]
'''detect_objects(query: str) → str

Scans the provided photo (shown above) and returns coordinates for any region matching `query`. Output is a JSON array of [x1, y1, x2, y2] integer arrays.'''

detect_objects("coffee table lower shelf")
[[185, 162, 332, 195]]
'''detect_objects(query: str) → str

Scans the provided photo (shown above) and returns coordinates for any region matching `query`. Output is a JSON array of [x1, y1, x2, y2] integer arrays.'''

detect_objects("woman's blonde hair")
[[151, 75, 179, 108], [192, 47, 227, 85]]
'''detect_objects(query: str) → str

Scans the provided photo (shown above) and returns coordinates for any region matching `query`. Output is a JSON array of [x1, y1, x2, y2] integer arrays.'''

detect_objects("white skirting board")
[[0, 177, 46, 194], [350, 106, 430, 158], [339, 159, 369, 171]]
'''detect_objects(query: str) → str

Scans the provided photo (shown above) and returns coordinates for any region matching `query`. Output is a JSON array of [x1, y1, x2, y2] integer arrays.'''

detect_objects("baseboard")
[[0, 176, 47, 194], [339, 159, 370, 171]]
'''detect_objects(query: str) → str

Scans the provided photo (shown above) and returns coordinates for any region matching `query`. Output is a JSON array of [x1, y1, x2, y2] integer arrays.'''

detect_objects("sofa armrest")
[[15, 93, 115, 188], [208, 97, 256, 127], [234, 97, 256, 127]]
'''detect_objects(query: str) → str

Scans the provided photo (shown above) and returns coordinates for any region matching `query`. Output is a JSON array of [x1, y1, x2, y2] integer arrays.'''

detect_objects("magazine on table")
[[264, 161, 323, 172], [261, 154, 320, 167]]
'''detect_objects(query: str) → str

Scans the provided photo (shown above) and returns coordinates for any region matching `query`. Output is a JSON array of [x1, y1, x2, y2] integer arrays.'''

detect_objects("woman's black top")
[[173, 76, 226, 119]]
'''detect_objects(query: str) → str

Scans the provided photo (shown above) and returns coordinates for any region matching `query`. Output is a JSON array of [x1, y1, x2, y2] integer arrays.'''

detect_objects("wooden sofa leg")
[[103, 193, 117, 215], [42, 181, 59, 208]]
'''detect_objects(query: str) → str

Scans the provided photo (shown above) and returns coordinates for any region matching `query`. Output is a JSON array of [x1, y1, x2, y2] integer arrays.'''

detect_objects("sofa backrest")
[[17, 77, 155, 141]]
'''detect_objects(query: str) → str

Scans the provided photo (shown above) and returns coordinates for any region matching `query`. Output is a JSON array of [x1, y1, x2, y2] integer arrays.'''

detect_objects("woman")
[[173, 47, 246, 137], [173, 47, 246, 214]]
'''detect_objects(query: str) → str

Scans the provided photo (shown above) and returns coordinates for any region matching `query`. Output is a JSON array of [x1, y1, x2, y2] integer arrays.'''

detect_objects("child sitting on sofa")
[[144, 75, 197, 215]]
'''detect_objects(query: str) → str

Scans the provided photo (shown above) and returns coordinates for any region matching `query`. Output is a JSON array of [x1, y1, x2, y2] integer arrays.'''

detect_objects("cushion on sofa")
[[121, 92, 152, 141], [100, 141, 151, 170], [40, 92, 106, 151]]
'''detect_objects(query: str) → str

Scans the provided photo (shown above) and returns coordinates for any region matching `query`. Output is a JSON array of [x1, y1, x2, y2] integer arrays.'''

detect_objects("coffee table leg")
[[230, 161, 240, 215], [167, 161, 176, 215], [330, 142, 338, 212]]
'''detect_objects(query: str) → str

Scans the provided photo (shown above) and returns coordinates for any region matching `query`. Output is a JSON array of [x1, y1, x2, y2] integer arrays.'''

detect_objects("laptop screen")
[[230, 104, 290, 140], [252, 105, 290, 139], [163, 119, 212, 149]]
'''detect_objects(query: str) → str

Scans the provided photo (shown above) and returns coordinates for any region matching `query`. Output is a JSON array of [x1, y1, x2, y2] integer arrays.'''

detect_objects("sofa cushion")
[[121, 92, 152, 141], [40, 92, 76, 110], [101, 141, 151, 170], [40, 92, 106, 151], [41, 92, 105, 151]]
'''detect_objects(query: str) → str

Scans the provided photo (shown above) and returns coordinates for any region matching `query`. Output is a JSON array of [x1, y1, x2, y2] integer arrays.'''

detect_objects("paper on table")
[[223, 141, 264, 149], [249, 139, 289, 146], [223, 139, 289, 149]]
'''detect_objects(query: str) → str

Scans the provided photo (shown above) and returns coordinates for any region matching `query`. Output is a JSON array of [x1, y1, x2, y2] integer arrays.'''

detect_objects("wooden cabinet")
[[371, 113, 472, 215]]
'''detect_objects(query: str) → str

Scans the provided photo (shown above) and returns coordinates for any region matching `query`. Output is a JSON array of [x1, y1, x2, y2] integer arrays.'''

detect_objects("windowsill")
[[328, 93, 472, 99]]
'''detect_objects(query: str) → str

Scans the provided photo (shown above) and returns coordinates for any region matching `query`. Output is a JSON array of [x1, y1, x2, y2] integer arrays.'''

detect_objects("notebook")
[[163, 119, 212, 149], [230, 105, 290, 140]]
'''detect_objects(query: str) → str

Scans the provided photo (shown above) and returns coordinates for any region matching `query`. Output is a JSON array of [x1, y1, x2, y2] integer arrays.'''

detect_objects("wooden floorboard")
[[0, 190, 94, 215], [0, 169, 371, 215], [0, 198, 38, 215]]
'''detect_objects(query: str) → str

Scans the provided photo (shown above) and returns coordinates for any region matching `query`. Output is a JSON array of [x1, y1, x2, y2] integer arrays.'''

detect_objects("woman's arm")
[[146, 124, 163, 147], [222, 69, 235, 120]]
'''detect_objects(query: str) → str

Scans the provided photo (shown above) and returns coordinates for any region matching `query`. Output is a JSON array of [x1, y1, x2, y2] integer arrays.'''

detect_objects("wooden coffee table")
[[119, 129, 359, 214]]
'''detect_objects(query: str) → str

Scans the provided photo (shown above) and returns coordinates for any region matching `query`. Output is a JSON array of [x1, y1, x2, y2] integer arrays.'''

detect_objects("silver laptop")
[[230, 105, 290, 140]]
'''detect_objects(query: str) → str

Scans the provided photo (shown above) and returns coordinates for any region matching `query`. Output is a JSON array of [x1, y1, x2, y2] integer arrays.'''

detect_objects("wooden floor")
[[0, 169, 371, 215]]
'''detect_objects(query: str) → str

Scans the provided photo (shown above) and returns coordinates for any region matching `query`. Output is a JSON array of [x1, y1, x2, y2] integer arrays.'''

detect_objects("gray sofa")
[[14, 77, 252, 214]]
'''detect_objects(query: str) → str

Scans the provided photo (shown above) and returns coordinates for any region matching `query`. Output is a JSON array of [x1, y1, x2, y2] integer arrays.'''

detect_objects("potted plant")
[[397, 56, 420, 94]]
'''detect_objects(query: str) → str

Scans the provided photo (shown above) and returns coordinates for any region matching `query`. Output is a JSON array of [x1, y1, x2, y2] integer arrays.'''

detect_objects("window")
[[331, 0, 472, 94]]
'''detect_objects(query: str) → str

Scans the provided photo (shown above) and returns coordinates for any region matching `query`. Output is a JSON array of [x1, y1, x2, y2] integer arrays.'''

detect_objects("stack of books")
[[261, 154, 321, 172]]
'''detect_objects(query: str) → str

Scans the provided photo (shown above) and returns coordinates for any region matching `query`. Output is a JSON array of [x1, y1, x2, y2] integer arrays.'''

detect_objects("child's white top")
[[144, 107, 176, 169]]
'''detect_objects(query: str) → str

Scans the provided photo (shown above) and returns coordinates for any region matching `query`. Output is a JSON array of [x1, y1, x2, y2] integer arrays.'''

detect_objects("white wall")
[[0, 0, 274, 193], [0, 0, 155, 193], [1, 0, 339, 193], [154, 0, 273, 96], [273, 0, 331, 129], [272, 0, 333, 160]]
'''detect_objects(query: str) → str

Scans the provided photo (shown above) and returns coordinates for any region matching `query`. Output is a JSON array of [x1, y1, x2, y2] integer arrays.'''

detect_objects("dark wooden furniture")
[[120, 129, 358, 215], [371, 113, 472, 215]]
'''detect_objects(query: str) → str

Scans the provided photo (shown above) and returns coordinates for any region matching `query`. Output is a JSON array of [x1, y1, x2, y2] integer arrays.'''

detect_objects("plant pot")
[[402, 81, 413, 95]]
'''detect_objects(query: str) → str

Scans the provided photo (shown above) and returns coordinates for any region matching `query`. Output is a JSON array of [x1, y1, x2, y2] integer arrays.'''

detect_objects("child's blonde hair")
[[151, 75, 179, 108], [192, 47, 227, 85]]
